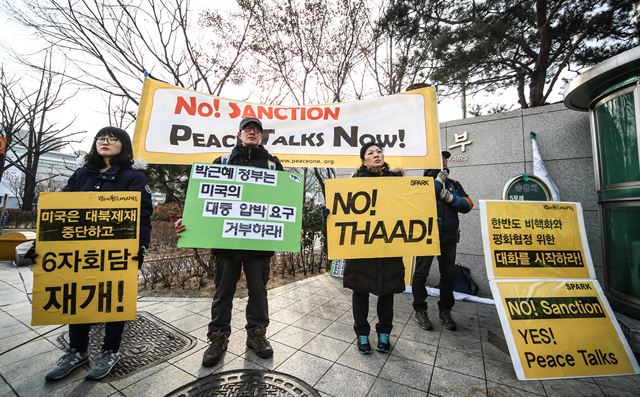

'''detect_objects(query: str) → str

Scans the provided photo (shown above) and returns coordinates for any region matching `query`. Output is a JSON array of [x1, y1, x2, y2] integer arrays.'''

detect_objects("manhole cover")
[[57, 311, 196, 379], [165, 369, 321, 397]]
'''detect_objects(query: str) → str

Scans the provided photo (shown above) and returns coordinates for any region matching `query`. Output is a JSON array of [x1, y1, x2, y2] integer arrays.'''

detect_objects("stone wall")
[[434, 103, 598, 297]]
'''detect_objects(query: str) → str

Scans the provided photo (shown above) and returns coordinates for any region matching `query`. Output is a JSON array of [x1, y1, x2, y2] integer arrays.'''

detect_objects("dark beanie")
[[360, 141, 381, 160]]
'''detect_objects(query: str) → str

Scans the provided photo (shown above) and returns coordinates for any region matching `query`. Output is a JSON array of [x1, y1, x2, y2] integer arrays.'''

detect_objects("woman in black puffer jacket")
[[45, 126, 152, 382], [343, 141, 405, 355]]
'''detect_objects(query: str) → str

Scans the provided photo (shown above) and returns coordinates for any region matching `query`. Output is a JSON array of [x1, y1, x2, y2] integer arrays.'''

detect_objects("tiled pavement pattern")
[[1, 260, 639, 396]]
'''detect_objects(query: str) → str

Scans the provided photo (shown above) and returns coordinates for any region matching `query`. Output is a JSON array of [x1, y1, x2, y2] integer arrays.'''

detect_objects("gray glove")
[[436, 170, 449, 185], [440, 187, 453, 203]]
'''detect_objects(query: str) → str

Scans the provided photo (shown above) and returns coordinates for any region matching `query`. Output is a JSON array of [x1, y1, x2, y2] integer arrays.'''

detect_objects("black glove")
[[24, 242, 38, 264], [132, 246, 147, 268], [321, 206, 330, 221]]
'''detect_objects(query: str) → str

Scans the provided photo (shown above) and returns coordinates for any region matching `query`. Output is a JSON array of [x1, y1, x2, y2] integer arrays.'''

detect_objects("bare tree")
[[1, 52, 84, 210], [367, 0, 438, 96], [0, 66, 28, 180], [2, 0, 255, 124], [3, 1, 264, 203]]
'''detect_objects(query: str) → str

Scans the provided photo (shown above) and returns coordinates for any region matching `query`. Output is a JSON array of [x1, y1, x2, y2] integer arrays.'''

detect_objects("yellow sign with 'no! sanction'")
[[480, 200, 639, 380], [491, 279, 639, 379]]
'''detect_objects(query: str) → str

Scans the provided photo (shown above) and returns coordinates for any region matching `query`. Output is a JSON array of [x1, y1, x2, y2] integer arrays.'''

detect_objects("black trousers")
[[69, 321, 126, 353], [412, 242, 457, 312], [352, 291, 394, 336], [208, 256, 270, 339]]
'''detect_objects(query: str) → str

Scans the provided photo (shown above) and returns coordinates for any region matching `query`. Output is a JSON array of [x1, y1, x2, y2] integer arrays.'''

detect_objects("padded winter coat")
[[63, 160, 153, 249], [424, 169, 472, 244], [342, 164, 406, 296]]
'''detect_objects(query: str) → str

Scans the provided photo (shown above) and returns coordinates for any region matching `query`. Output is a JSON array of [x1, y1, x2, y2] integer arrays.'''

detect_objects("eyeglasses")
[[241, 125, 262, 133], [97, 137, 120, 144]]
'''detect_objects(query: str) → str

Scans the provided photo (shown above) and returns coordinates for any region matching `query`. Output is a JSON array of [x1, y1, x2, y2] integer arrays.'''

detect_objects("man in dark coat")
[[412, 150, 473, 331], [176, 117, 283, 367]]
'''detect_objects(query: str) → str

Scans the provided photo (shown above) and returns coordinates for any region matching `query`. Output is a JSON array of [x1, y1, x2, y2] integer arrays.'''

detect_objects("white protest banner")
[[133, 79, 442, 169]]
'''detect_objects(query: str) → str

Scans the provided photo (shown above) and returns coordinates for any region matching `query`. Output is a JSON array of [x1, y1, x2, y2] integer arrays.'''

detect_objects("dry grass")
[[139, 270, 325, 299]]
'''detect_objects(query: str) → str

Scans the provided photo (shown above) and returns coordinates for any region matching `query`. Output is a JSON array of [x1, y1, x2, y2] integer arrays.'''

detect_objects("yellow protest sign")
[[32, 192, 141, 325], [133, 78, 442, 169], [480, 201, 594, 279], [403, 256, 416, 292], [326, 177, 440, 259], [491, 280, 640, 379]]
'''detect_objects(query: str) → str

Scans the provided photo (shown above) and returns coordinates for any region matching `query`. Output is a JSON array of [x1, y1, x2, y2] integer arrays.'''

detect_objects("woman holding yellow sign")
[[343, 141, 405, 354], [43, 127, 153, 381]]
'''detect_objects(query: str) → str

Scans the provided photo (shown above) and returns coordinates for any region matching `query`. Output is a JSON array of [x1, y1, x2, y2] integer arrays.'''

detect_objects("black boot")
[[439, 310, 457, 331], [415, 310, 433, 330], [202, 332, 228, 367], [246, 328, 274, 359]]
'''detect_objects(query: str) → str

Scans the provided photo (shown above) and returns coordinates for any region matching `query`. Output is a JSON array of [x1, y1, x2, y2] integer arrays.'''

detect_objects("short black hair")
[[85, 126, 134, 168], [360, 141, 382, 160]]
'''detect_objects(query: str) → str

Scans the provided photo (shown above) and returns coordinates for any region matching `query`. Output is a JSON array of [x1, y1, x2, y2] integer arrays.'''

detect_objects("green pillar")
[[565, 47, 640, 319]]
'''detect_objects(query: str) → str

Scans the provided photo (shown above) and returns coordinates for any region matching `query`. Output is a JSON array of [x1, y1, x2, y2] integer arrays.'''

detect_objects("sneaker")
[[376, 332, 391, 353], [246, 328, 273, 359], [85, 350, 119, 380], [45, 349, 89, 381], [202, 332, 228, 367], [415, 310, 433, 330], [356, 335, 372, 354], [439, 310, 457, 331]]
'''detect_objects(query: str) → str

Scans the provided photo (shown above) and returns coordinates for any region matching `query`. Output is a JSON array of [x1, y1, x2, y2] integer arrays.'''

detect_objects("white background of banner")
[[145, 88, 428, 156]]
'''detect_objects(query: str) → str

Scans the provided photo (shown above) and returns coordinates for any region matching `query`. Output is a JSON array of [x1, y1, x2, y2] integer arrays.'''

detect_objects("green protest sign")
[[178, 163, 303, 252]]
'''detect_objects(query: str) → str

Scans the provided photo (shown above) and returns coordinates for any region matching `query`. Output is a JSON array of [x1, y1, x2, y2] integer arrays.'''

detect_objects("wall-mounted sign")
[[503, 174, 552, 201], [447, 131, 472, 163]]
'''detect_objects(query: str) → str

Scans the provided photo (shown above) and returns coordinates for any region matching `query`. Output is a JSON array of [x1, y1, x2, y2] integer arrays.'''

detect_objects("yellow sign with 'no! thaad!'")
[[326, 177, 440, 259], [491, 280, 639, 379], [32, 192, 140, 325], [480, 200, 594, 279]]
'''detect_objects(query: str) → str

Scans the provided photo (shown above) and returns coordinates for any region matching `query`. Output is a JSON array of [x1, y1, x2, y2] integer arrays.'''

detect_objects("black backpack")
[[439, 264, 479, 295]]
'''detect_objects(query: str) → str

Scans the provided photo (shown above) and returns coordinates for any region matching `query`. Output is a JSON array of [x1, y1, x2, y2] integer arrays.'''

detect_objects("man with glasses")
[[176, 117, 283, 367]]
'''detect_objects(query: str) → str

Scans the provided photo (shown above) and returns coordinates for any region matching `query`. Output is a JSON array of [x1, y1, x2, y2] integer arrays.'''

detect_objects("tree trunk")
[[529, 0, 551, 107], [0, 156, 5, 182], [21, 173, 36, 210], [461, 82, 467, 118], [517, 73, 528, 109]]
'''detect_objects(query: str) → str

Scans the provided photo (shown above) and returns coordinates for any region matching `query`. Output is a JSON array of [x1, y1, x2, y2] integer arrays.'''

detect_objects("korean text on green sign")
[[178, 163, 304, 252]]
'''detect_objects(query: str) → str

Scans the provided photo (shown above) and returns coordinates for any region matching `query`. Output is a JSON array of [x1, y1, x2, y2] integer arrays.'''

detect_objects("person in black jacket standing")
[[412, 150, 473, 332], [44, 126, 153, 381], [343, 141, 406, 354], [175, 117, 283, 367]]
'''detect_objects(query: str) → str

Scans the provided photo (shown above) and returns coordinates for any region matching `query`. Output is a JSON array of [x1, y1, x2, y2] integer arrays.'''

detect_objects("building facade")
[[0, 146, 78, 208]]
